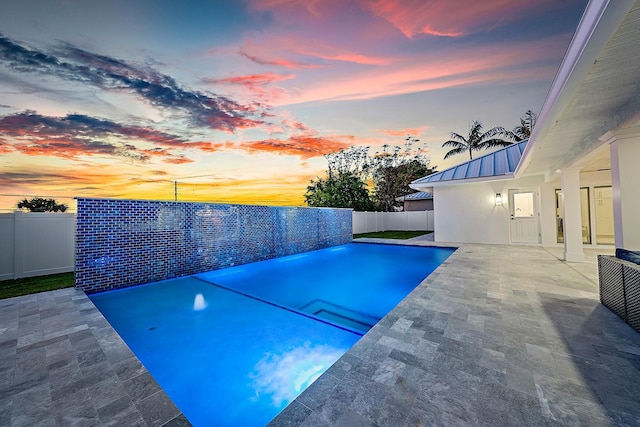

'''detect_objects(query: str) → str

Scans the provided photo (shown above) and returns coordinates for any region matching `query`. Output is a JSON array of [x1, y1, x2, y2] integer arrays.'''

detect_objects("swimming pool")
[[90, 243, 454, 426]]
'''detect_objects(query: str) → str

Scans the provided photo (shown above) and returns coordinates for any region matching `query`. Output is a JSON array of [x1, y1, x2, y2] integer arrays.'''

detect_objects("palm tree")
[[511, 110, 537, 141], [442, 121, 513, 160]]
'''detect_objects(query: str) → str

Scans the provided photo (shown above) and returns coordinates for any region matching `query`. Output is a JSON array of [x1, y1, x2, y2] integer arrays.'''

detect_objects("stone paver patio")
[[270, 242, 640, 426], [2, 241, 640, 426], [0, 288, 189, 426]]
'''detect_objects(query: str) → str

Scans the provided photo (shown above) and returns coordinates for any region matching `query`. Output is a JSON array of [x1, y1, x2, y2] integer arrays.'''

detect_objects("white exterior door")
[[509, 189, 540, 243]]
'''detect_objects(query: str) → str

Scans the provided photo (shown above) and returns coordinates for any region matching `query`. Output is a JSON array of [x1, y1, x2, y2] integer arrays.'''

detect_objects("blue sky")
[[0, 0, 587, 208]]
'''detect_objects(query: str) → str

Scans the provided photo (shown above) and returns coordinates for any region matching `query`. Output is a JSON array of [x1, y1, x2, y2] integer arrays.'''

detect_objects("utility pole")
[[171, 175, 217, 202]]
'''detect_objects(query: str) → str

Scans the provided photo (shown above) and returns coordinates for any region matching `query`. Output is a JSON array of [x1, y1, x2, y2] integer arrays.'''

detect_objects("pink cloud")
[[377, 126, 429, 137], [360, 0, 575, 38], [239, 50, 323, 70], [205, 72, 295, 103], [209, 72, 295, 86], [275, 33, 572, 105], [288, 39, 392, 65], [241, 37, 392, 69]]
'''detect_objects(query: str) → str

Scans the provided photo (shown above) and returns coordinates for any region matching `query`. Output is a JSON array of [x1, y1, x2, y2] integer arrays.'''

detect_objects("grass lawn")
[[353, 230, 430, 240], [0, 231, 428, 299], [0, 272, 74, 300]]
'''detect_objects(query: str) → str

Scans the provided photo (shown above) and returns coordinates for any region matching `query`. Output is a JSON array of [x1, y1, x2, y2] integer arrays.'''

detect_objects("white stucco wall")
[[433, 181, 510, 244], [432, 170, 613, 247], [433, 175, 545, 244]]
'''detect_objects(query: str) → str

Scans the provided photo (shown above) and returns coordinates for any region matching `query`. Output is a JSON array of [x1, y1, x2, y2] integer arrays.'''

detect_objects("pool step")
[[299, 300, 378, 333]]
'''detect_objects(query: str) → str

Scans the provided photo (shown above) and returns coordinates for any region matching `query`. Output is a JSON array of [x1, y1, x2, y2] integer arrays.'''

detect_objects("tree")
[[17, 197, 68, 212], [373, 159, 435, 212], [304, 172, 374, 211], [511, 110, 537, 141], [369, 136, 436, 211], [442, 120, 513, 160], [324, 146, 370, 179], [304, 136, 435, 211]]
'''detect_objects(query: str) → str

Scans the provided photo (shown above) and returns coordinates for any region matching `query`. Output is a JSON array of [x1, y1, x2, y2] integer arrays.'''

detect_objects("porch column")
[[601, 129, 640, 250], [560, 167, 585, 262]]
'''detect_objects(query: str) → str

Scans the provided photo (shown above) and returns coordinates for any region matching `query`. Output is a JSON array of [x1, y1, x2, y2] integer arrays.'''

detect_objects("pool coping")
[[269, 240, 640, 426], [0, 287, 189, 426], [4, 240, 640, 426]]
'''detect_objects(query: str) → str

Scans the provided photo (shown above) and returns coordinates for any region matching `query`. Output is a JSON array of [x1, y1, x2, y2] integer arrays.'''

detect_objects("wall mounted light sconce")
[[495, 193, 503, 206]]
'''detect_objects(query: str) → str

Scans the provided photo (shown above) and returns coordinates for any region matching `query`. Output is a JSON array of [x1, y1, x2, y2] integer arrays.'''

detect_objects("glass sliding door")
[[580, 188, 591, 244], [556, 189, 564, 243]]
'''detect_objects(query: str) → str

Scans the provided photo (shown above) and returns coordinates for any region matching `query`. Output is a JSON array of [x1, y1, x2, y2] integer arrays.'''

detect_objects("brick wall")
[[75, 198, 352, 293]]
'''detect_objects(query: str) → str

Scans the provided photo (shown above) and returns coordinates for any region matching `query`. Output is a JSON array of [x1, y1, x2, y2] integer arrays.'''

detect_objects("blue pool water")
[[90, 243, 454, 426]]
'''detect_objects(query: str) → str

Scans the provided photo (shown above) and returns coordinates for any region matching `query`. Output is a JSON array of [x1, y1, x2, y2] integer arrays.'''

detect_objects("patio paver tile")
[[3, 242, 639, 426]]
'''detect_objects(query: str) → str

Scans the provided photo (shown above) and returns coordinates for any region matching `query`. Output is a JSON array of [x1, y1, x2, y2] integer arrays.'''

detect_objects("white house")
[[411, 0, 640, 262]]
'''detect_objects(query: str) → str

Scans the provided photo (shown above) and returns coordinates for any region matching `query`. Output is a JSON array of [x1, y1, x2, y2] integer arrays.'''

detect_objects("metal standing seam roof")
[[396, 191, 433, 202], [413, 139, 528, 185], [404, 191, 433, 200]]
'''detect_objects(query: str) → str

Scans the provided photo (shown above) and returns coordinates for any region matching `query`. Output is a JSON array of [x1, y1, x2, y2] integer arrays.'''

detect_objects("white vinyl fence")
[[352, 210, 434, 234], [0, 212, 75, 280]]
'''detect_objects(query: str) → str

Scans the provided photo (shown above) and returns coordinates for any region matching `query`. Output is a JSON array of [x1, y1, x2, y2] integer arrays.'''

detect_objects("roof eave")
[[515, 0, 635, 179]]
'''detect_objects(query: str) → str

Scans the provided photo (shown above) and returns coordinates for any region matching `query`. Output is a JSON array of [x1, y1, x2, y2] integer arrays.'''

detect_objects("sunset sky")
[[0, 0, 588, 211]]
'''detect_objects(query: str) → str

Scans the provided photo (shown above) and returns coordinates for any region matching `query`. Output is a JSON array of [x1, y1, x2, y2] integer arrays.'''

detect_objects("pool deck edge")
[[4, 240, 640, 426], [0, 287, 189, 426], [270, 241, 640, 426]]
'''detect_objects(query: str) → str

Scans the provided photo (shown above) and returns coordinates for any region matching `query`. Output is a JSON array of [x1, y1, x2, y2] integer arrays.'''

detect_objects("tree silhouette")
[[304, 172, 374, 211], [17, 197, 68, 212], [442, 121, 512, 160], [511, 110, 537, 141]]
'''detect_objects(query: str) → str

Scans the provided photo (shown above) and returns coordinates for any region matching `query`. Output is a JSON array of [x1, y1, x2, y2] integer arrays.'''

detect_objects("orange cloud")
[[240, 135, 351, 159], [163, 156, 194, 164], [0, 142, 14, 154], [178, 141, 224, 153]]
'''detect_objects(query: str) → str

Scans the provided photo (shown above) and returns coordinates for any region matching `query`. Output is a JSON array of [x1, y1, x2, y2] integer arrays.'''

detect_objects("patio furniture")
[[598, 249, 640, 333]]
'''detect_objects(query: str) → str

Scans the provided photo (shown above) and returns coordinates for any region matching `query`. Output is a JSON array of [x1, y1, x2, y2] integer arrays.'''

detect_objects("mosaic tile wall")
[[75, 199, 352, 293]]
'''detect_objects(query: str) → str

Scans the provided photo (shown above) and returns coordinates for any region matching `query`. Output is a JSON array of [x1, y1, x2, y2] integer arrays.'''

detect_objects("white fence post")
[[0, 214, 15, 281], [0, 212, 75, 281], [352, 210, 434, 234], [14, 211, 25, 279]]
